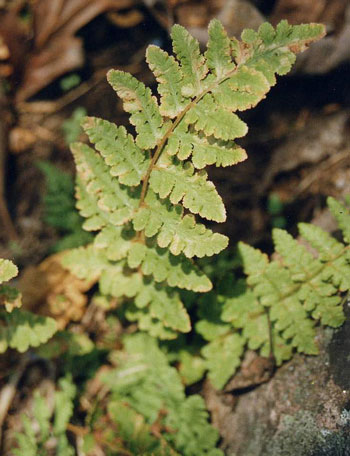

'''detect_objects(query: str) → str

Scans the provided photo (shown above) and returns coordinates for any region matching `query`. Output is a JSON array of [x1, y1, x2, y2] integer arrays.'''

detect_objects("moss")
[[261, 410, 350, 456]]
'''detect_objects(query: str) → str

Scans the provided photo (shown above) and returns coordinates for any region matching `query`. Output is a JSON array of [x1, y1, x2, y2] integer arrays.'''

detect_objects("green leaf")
[[61, 244, 107, 281], [166, 123, 247, 169], [205, 18, 235, 79], [212, 65, 270, 112], [133, 190, 228, 258], [146, 45, 188, 118], [185, 94, 248, 141], [54, 376, 76, 435], [0, 258, 18, 284], [171, 24, 208, 97], [94, 224, 135, 261], [82, 117, 150, 186], [165, 395, 223, 456], [107, 70, 167, 149], [150, 156, 226, 222], [221, 279, 268, 351], [14, 415, 38, 456], [127, 241, 212, 292], [202, 333, 245, 389], [103, 334, 222, 455], [71, 142, 139, 228], [0, 309, 57, 353], [272, 228, 321, 282], [327, 196, 350, 244]]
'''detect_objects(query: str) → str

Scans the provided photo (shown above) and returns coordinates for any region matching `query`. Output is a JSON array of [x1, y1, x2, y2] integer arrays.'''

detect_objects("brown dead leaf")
[[19, 252, 96, 330], [17, 0, 136, 102], [270, 0, 347, 28], [0, 0, 139, 102]]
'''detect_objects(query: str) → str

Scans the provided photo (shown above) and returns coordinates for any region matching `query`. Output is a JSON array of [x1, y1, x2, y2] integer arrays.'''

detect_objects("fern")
[[0, 258, 57, 352], [102, 333, 223, 456], [62, 19, 325, 339], [38, 161, 93, 251], [198, 197, 350, 389], [14, 376, 76, 456]]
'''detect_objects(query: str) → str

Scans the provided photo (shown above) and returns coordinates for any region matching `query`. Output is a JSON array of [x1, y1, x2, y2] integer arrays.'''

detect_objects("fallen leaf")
[[19, 252, 96, 330]]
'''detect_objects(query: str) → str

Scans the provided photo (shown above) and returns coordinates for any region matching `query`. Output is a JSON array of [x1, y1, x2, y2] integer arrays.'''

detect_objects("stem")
[[265, 307, 275, 361]]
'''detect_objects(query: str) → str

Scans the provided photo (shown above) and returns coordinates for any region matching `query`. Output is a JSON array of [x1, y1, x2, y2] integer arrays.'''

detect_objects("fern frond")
[[197, 197, 348, 389], [239, 242, 320, 354], [185, 93, 248, 141], [170, 24, 208, 97], [0, 309, 57, 353], [71, 142, 139, 228], [201, 333, 245, 390], [126, 241, 212, 292], [61, 244, 107, 281], [0, 258, 18, 284], [133, 190, 228, 258], [149, 156, 225, 222], [102, 333, 223, 455], [108, 401, 179, 455], [146, 45, 188, 118], [66, 19, 325, 342], [205, 19, 235, 79], [327, 196, 350, 244], [82, 117, 150, 186], [107, 70, 167, 149], [166, 123, 247, 169]]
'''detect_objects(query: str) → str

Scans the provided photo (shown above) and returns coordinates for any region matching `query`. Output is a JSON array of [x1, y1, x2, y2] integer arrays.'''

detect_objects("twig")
[[296, 149, 350, 196], [0, 355, 29, 446]]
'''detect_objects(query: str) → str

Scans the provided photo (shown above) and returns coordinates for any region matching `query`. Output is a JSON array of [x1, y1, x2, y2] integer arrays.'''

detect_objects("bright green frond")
[[0, 259, 18, 284], [75, 178, 108, 231], [170, 24, 208, 97], [99, 265, 142, 298], [201, 333, 245, 389], [221, 280, 268, 351], [61, 244, 107, 281], [0, 309, 57, 353], [298, 222, 350, 293], [71, 143, 138, 227], [0, 258, 21, 313], [205, 18, 235, 79], [166, 123, 247, 169], [149, 156, 226, 222], [327, 196, 350, 244], [94, 224, 135, 261], [185, 94, 248, 141], [273, 228, 321, 281], [103, 334, 222, 454], [126, 241, 212, 292], [166, 394, 222, 456], [146, 45, 188, 118], [133, 190, 228, 258], [82, 117, 150, 186], [126, 305, 181, 340], [133, 280, 191, 333], [107, 70, 166, 149], [244, 21, 325, 84], [212, 66, 270, 112], [238, 242, 269, 276]]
